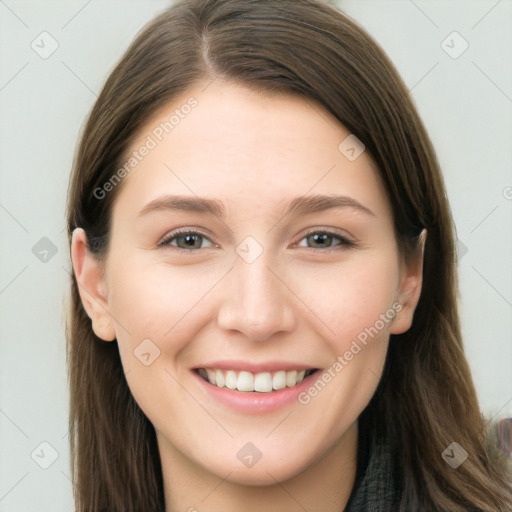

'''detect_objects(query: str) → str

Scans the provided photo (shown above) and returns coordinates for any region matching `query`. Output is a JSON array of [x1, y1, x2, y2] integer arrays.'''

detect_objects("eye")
[[296, 230, 355, 250], [157, 229, 354, 252], [158, 230, 215, 251]]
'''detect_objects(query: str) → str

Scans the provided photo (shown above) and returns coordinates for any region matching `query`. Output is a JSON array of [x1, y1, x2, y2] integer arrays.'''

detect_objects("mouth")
[[195, 368, 318, 393]]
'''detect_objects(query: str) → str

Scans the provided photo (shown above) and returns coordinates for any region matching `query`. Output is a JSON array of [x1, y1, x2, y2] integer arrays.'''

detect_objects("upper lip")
[[192, 361, 318, 373]]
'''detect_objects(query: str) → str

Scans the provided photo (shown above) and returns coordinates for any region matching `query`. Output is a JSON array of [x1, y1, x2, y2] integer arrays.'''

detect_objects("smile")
[[197, 368, 317, 393]]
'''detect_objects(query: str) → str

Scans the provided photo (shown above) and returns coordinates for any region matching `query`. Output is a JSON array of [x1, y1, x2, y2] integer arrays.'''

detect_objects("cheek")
[[104, 257, 227, 422], [108, 246, 400, 362], [286, 251, 400, 346], [106, 256, 229, 353], [291, 257, 398, 440]]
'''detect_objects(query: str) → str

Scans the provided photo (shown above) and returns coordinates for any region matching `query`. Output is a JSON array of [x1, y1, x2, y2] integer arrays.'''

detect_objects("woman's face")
[[73, 80, 422, 485]]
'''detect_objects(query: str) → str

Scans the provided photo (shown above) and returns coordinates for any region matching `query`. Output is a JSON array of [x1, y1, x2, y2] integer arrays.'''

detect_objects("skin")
[[71, 80, 425, 512]]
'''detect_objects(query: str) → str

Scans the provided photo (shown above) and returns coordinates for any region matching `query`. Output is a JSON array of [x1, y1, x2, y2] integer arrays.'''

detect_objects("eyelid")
[[157, 227, 216, 248], [294, 227, 357, 248]]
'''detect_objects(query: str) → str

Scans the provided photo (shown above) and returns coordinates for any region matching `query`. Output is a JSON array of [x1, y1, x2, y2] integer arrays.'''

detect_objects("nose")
[[216, 252, 297, 342]]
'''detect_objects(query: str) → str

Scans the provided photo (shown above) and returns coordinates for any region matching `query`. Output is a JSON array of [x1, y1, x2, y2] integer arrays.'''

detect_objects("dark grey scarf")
[[344, 415, 401, 511]]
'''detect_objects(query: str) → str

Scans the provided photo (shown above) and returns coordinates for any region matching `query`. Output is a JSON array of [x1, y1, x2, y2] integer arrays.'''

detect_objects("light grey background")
[[0, 1, 511, 510]]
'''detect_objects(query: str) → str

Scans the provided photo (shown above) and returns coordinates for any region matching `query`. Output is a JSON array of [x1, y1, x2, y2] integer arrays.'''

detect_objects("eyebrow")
[[137, 193, 375, 219]]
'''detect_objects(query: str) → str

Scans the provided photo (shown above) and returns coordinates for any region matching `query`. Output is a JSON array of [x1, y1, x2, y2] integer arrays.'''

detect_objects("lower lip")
[[192, 370, 320, 414]]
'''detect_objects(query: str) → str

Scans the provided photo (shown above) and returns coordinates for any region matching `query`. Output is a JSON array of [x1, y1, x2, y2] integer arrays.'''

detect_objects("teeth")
[[206, 369, 216, 385], [272, 370, 286, 390], [237, 371, 254, 392], [225, 370, 237, 390], [286, 370, 297, 387], [215, 369, 225, 388], [199, 368, 313, 393], [254, 372, 272, 392]]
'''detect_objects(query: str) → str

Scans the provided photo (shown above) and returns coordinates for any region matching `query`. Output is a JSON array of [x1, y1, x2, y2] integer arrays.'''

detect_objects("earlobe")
[[71, 228, 116, 342], [389, 229, 427, 335]]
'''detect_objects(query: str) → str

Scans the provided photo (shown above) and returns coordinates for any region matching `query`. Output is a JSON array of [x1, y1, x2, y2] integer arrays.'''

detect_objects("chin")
[[218, 460, 306, 487]]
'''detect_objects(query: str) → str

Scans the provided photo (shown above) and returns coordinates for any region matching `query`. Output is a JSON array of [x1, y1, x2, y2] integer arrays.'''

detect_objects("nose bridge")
[[217, 246, 296, 341]]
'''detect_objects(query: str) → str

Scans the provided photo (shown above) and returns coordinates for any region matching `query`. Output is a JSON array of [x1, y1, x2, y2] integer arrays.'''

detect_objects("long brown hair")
[[65, 1, 512, 510]]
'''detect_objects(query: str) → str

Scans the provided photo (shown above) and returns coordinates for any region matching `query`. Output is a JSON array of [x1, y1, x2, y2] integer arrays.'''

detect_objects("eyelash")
[[157, 228, 357, 253], [158, 229, 215, 253], [297, 229, 357, 252]]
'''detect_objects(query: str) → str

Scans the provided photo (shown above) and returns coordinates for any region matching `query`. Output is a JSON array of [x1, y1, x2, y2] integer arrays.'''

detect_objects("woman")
[[66, 0, 512, 510]]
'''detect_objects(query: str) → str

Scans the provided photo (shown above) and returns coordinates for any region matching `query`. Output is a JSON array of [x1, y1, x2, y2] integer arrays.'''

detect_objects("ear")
[[389, 229, 427, 335], [71, 228, 116, 342]]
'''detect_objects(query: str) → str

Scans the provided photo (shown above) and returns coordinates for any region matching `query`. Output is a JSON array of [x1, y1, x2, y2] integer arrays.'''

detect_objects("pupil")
[[310, 233, 331, 247], [180, 234, 201, 248]]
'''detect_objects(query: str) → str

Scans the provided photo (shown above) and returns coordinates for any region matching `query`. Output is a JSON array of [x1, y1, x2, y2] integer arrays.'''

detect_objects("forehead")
[[111, 80, 391, 224]]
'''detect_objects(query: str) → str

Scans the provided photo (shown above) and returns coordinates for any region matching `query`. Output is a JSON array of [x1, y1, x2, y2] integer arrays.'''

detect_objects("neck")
[[160, 421, 359, 512]]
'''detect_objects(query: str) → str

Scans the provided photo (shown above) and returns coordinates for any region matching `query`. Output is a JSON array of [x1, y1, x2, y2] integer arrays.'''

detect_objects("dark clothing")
[[344, 414, 401, 511]]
